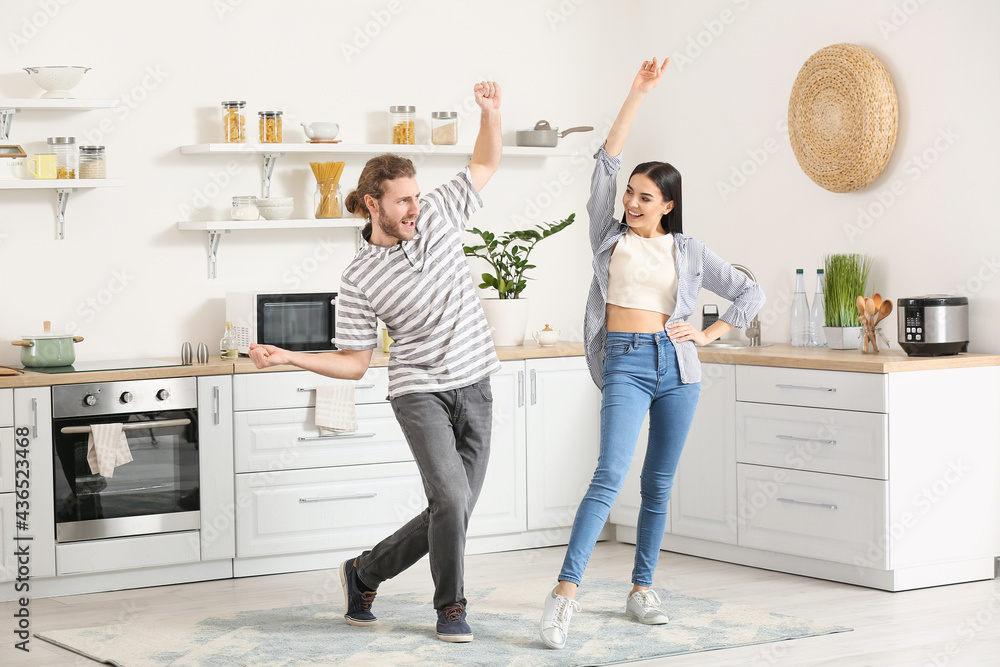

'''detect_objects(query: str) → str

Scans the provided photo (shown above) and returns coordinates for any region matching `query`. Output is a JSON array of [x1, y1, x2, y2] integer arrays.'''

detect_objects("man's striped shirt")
[[336, 168, 500, 398]]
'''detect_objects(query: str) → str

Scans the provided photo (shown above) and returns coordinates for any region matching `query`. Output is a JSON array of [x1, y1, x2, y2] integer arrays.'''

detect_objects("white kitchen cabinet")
[[524, 357, 602, 531], [11, 387, 55, 579], [0, 388, 12, 426], [0, 428, 12, 495], [650, 359, 1000, 592], [468, 360, 527, 538], [198, 376, 235, 562], [0, 493, 13, 581]]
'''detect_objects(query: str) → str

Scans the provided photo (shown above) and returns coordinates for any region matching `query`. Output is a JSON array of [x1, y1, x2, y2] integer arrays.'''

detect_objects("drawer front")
[[737, 463, 886, 567], [235, 461, 425, 558], [0, 493, 13, 581], [234, 403, 411, 473], [736, 402, 887, 479], [0, 429, 12, 493], [736, 366, 885, 412], [234, 367, 388, 411], [0, 388, 12, 427], [56, 531, 201, 575]]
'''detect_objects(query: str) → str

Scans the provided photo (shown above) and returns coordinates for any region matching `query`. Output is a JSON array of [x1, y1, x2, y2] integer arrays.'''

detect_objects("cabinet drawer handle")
[[298, 431, 376, 441], [213, 385, 221, 425], [299, 492, 377, 503], [31, 397, 38, 438], [777, 497, 838, 510], [775, 383, 837, 393], [530, 369, 537, 405], [775, 434, 837, 445], [518, 370, 524, 408], [297, 382, 376, 392]]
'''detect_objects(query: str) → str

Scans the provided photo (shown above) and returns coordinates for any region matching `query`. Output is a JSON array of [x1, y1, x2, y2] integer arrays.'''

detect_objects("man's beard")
[[375, 201, 417, 242]]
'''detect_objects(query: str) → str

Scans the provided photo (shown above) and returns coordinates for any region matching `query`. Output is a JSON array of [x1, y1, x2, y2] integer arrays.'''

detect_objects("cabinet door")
[[525, 357, 602, 530], [0, 388, 12, 426], [0, 428, 12, 494], [670, 363, 738, 544], [12, 387, 55, 578], [468, 360, 527, 538], [0, 493, 13, 581], [198, 376, 235, 561]]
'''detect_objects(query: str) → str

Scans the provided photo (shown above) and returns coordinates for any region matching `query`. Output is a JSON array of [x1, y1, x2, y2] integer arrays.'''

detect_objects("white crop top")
[[606, 230, 677, 315]]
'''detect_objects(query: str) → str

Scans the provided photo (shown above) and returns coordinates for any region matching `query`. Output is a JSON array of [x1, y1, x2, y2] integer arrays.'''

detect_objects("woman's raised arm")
[[604, 57, 668, 158]]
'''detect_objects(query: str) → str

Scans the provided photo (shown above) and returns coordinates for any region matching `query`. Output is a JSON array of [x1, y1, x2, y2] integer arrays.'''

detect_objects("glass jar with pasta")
[[389, 106, 415, 144], [258, 110, 283, 143], [221, 101, 246, 143]]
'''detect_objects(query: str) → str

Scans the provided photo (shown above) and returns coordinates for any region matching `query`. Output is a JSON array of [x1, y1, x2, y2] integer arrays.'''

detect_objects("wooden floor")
[[4, 541, 1000, 665]]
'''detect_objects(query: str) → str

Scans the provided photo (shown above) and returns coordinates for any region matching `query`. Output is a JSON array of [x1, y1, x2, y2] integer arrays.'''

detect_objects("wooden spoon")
[[857, 295, 867, 319], [865, 297, 876, 323], [872, 293, 882, 312], [873, 299, 892, 326]]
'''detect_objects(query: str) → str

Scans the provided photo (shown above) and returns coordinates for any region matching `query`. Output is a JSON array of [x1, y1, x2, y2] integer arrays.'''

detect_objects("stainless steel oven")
[[51, 377, 200, 543]]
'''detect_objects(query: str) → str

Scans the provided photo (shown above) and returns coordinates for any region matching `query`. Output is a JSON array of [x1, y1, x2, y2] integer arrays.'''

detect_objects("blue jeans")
[[559, 331, 700, 587]]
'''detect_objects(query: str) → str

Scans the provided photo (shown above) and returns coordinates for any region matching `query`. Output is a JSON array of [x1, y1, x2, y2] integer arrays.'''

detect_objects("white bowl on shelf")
[[23, 66, 90, 99], [256, 197, 294, 220]]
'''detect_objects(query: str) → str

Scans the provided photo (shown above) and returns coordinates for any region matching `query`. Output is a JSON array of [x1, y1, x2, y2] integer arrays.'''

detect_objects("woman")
[[539, 58, 764, 650]]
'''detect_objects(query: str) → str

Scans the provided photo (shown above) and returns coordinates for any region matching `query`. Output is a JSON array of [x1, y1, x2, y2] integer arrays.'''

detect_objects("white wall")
[[1, 0, 997, 364]]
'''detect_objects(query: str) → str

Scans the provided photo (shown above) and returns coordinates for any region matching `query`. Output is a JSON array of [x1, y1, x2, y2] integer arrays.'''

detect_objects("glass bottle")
[[78, 145, 106, 179], [431, 111, 458, 145], [221, 101, 246, 143], [809, 269, 828, 347], [389, 106, 415, 144], [258, 111, 283, 143], [47, 136, 77, 179], [231, 195, 259, 221], [790, 269, 811, 347], [220, 321, 238, 361]]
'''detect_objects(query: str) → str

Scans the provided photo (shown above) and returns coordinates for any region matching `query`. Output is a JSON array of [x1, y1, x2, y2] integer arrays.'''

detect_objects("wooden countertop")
[[3, 341, 996, 389], [697, 343, 1000, 373]]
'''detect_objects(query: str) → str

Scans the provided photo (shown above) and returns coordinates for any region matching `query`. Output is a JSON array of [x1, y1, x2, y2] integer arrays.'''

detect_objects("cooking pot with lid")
[[11, 320, 84, 367], [897, 295, 968, 356]]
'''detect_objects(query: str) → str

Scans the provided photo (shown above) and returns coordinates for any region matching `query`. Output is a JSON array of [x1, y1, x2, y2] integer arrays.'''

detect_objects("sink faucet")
[[730, 264, 762, 347]]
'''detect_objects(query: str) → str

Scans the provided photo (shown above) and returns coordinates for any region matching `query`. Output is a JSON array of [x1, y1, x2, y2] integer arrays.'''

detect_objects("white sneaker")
[[539, 587, 582, 649], [626, 589, 669, 625]]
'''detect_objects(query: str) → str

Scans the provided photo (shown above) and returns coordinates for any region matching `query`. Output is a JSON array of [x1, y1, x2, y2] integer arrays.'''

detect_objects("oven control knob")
[[156, 389, 170, 401], [120, 392, 133, 404], [84, 394, 98, 407]]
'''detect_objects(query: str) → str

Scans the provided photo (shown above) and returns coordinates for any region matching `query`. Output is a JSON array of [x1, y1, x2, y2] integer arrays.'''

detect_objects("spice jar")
[[431, 111, 458, 145], [78, 145, 106, 179], [314, 180, 343, 219], [389, 106, 415, 144], [231, 195, 259, 221], [47, 136, 77, 179], [221, 101, 246, 143], [258, 111, 283, 143]]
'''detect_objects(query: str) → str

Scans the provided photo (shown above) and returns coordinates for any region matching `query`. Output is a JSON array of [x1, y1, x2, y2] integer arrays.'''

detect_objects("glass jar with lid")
[[314, 180, 343, 219], [389, 106, 415, 144], [47, 136, 77, 179], [431, 111, 458, 145], [231, 195, 259, 221], [78, 146, 106, 179], [221, 101, 246, 143], [258, 111, 283, 143]]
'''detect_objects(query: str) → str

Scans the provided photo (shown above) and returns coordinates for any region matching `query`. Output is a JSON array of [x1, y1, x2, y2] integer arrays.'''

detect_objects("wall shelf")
[[0, 98, 120, 141], [1, 179, 124, 239], [176, 218, 365, 279]]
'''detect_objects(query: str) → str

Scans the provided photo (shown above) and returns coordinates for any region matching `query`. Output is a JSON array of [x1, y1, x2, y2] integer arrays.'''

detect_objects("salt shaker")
[[181, 342, 193, 365], [196, 342, 209, 364]]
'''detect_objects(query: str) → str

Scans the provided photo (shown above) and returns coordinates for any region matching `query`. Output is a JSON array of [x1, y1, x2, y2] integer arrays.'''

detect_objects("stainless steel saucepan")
[[516, 120, 593, 147]]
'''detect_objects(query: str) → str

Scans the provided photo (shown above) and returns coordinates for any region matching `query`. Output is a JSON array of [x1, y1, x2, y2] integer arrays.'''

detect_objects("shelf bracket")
[[261, 152, 285, 198], [0, 107, 19, 142], [207, 229, 230, 279], [55, 188, 71, 240]]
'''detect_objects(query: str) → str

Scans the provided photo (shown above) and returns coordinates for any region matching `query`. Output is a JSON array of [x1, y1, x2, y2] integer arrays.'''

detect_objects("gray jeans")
[[355, 376, 493, 610]]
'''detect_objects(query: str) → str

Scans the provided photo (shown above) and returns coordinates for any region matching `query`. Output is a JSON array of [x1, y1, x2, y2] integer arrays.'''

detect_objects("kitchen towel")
[[314, 383, 357, 433], [87, 422, 133, 478]]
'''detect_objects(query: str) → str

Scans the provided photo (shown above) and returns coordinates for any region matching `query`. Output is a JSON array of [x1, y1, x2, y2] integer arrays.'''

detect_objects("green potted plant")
[[823, 252, 872, 349], [463, 213, 574, 345]]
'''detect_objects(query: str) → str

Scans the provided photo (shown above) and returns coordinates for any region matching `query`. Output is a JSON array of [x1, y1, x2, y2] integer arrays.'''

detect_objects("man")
[[249, 80, 502, 643]]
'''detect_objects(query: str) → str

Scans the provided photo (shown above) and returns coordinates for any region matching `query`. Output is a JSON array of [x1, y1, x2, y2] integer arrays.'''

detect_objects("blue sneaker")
[[339, 558, 377, 626], [436, 602, 473, 642]]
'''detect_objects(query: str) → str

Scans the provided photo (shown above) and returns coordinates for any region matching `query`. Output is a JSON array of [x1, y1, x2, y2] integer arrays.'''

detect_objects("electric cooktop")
[[22, 359, 187, 374]]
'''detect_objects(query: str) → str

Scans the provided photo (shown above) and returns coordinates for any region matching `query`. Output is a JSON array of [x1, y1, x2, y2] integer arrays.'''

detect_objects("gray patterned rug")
[[36, 577, 850, 666]]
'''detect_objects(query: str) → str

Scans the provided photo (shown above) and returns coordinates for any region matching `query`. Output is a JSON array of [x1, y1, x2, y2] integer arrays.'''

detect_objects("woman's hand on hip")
[[666, 321, 710, 346], [631, 57, 668, 94]]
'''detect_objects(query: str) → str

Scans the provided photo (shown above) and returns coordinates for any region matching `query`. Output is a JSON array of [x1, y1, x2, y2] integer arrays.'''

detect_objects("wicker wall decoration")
[[787, 43, 899, 193]]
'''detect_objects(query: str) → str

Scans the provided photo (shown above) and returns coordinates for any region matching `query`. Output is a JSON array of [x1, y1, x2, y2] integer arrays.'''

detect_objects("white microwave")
[[226, 291, 337, 354]]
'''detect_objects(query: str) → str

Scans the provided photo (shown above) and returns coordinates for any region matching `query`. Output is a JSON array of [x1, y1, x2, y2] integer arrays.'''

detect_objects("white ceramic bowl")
[[256, 197, 294, 220], [23, 66, 90, 99]]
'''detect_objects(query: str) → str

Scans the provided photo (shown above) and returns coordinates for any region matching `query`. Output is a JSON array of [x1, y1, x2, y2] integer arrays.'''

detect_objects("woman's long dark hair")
[[623, 162, 682, 234]]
